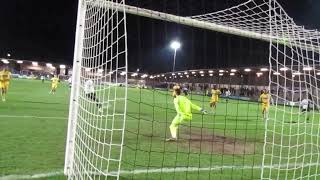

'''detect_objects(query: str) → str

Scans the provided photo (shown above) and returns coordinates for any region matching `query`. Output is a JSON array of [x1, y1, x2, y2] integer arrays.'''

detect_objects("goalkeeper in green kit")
[[166, 86, 207, 141]]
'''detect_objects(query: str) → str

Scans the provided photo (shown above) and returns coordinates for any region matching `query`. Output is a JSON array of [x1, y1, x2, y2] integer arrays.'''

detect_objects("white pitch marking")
[[1, 163, 319, 180], [0, 115, 67, 120]]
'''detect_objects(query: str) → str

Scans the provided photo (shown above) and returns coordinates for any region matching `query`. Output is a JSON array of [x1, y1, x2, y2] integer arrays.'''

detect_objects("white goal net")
[[65, 0, 320, 179], [191, 1, 320, 178], [64, 0, 127, 179]]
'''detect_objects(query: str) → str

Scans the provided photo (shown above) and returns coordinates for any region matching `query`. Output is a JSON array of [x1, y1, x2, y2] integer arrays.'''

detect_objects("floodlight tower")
[[170, 41, 181, 72]]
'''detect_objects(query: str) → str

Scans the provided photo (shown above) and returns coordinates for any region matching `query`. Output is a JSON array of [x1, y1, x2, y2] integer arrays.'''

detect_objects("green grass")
[[0, 79, 320, 179]]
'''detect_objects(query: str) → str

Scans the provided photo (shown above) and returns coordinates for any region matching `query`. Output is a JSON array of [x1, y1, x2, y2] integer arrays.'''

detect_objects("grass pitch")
[[0, 79, 319, 180]]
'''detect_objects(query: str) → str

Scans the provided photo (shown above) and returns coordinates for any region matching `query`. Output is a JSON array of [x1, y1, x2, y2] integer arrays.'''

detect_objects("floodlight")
[[303, 67, 313, 71], [170, 41, 181, 50]]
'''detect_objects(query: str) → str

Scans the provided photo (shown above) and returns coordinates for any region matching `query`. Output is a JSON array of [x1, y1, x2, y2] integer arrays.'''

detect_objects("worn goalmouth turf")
[[1, 79, 319, 179]]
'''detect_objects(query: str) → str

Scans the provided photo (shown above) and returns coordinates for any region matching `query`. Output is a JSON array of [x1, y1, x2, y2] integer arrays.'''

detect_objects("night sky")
[[0, 0, 319, 73]]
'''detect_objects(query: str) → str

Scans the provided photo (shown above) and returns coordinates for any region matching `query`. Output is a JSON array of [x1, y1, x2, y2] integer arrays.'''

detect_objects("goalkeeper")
[[166, 86, 207, 141]]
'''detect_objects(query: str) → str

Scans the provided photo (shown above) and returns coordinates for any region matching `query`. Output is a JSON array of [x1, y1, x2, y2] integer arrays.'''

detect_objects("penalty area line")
[[1, 163, 319, 179], [0, 115, 67, 120], [0, 115, 263, 126]]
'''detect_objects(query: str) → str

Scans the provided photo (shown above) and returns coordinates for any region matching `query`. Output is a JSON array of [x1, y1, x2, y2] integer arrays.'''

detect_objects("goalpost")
[[65, 0, 320, 179]]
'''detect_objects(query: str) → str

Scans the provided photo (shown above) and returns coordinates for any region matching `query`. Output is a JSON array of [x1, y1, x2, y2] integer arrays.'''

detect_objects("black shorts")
[[302, 108, 310, 112]]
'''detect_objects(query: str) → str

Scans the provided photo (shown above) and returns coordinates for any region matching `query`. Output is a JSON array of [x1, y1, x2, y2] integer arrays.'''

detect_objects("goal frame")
[[64, 0, 86, 175]]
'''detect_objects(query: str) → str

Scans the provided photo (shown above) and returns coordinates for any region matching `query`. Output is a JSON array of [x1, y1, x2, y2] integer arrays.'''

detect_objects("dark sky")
[[0, 0, 319, 73]]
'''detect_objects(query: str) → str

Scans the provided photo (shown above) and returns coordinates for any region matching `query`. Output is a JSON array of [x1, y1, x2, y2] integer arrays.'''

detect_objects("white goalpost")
[[65, 0, 320, 179], [64, 0, 127, 179]]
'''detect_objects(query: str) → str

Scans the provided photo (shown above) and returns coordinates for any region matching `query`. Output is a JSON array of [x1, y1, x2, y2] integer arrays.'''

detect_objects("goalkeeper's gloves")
[[200, 108, 208, 114]]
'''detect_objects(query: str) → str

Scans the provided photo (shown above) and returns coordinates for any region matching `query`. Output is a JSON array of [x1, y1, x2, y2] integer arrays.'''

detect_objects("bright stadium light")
[[131, 73, 138, 77], [98, 69, 104, 73], [201, 74, 204, 77], [186, 75, 189, 78], [60, 65, 66, 69], [180, 75, 183, 78], [261, 68, 268, 72], [170, 40, 181, 72], [170, 41, 181, 50], [32, 62, 38, 66], [244, 68, 251, 72], [231, 69, 237, 72], [46, 63, 53, 67], [17, 60, 23, 64], [161, 74, 165, 77], [219, 70, 224, 73], [191, 71, 196, 74], [292, 72, 302, 75], [317, 72, 320, 75], [178, 72, 181, 75], [219, 73, 223, 76], [199, 71, 204, 74], [141, 74, 148, 78], [273, 72, 281, 75], [303, 66, 313, 71], [120, 72, 126, 76], [208, 70, 214, 73], [156, 75, 160, 77], [280, 67, 288, 71], [230, 73, 235, 76], [256, 72, 263, 77], [209, 74, 213, 76], [1, 59, 9, 64], [184, 72, 188, 75], [172, 73, 175, 76]]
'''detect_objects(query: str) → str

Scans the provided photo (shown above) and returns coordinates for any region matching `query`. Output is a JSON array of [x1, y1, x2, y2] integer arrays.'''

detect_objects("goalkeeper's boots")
[[166, 137, 177, 142]]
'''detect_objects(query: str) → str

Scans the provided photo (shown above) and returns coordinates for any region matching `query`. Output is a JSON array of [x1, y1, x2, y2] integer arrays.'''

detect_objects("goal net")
[[65, 0, 320, 179], [64, 0, 127, 179]]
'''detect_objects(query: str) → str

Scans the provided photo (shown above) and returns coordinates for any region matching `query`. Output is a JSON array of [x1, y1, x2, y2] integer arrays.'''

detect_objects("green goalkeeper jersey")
[[174, 95, 201, 119]]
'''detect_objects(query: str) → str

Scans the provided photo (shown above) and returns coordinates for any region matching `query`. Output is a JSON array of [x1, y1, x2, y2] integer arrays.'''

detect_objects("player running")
[[40, 75, 45, 83], [300, 97, 311, 121], [0, 67, 12, 102], [166, 86, 207, 141], [84, 79, 103, 112], [225, 89, 231, 102], [210, 86, 221, 112], [259, 89, 270, 119], [67, 76, 72, 88], [50, 75, 59, 94]]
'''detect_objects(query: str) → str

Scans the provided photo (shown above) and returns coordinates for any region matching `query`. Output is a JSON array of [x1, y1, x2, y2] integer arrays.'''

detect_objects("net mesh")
[[65, 0, 320, 179], [65, 0, 127, 179], [190, 0, 320, 179]]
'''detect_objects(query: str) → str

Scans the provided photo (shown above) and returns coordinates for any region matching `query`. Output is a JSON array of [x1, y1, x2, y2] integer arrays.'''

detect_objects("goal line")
[[2, 163, 318, 180]]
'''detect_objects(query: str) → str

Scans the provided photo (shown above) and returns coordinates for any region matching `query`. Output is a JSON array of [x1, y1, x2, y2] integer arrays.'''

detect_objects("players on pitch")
[[259, 89, 271, 120], [166, 85, 207, 141], [0, 67, 12, 102]]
